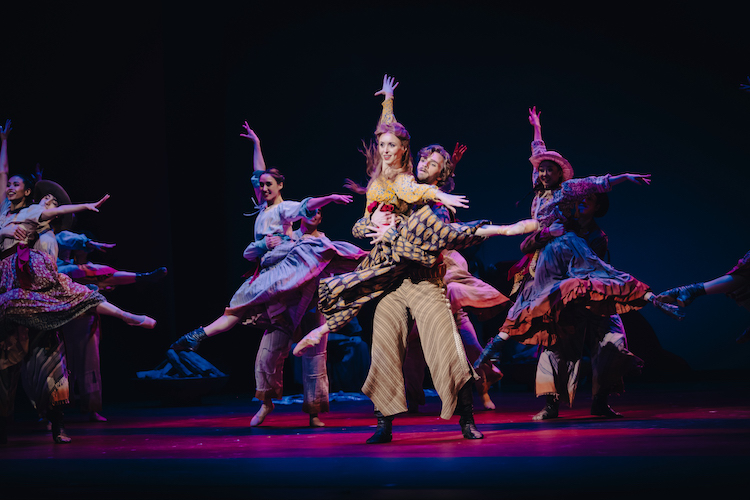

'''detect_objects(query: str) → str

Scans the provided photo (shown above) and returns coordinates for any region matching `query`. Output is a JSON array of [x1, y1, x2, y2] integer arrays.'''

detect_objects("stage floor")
[[1, 377, 748, 499]]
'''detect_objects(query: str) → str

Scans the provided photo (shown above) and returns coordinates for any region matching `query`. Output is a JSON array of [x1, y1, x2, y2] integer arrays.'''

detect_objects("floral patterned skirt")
[[500, 232, 651, 346], [0, 249, 105, 333]]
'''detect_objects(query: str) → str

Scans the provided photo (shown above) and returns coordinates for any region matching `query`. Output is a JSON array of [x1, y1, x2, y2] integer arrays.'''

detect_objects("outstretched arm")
[[609, 173, 651, 186], [40, 195, 110, 222], [307, 194, 354, 212], [374, 74, 398, 125], [0, 120, 11, 206]]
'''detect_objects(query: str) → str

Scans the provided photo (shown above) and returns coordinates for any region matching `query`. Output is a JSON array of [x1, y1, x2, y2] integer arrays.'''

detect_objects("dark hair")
[[417, 144, 454, 192], [259, 168, 285, 185], [7, 173, 36, 208]]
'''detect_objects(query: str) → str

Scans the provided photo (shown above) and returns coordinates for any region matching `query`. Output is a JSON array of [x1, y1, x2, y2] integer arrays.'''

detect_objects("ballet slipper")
[[480, 392, 496, 411], [309, 414, 325, 427], [125, 314, 157, 329], [89, 411, 108, 422], [250, 402, 274, 427]]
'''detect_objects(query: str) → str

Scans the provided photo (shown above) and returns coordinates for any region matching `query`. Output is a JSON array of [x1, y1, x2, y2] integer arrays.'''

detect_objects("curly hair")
[[417, 144, 454, 193]]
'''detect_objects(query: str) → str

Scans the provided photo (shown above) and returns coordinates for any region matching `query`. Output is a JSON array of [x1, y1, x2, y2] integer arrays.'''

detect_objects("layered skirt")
[[501, 232, 651, 346]]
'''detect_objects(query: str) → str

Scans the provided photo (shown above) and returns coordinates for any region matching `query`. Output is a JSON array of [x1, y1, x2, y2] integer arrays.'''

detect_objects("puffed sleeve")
[[278, 198, 316, 223], [559, 175, 611, 202], [392, 174, 440, 203], [243, 238, 268, 261]]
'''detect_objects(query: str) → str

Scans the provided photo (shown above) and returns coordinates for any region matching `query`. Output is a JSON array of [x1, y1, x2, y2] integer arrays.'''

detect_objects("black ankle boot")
[[366, 410, 394, 444], [657, 283, 705, 307], [135, 267, 168, 283], [170, 327, 207, 352], [473, 334, 505, 370], [456, 383, 483, 439], [532, 395, 560, 421], [48, 408, 71, 444], [591, 394, 623, 418]]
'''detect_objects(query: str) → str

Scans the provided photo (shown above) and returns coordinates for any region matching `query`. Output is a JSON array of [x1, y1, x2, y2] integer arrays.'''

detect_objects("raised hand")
[[741, 76, 750, 92], [374, 74, 399, 100], [240, 121, 260, 143], [0, 119, 11, 141], [451, 143, 467, 165], [528, 106, 541, 128]]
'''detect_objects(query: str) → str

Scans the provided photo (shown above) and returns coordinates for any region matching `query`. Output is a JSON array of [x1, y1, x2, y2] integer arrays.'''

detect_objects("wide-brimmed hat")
[[529, 150, 574, 182], [34, 179, 73, 230]]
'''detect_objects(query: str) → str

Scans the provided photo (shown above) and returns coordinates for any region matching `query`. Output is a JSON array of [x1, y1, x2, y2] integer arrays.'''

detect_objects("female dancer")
[[170, 122, 364, 427], [1, 171, 155, 443], [294, 110, 537, 356], [474, 106, 682, 372]]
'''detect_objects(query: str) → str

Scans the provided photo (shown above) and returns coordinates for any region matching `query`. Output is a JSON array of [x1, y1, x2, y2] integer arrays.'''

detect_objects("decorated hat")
[[529, 150, 574, 182], [34, 179, 73, 230]]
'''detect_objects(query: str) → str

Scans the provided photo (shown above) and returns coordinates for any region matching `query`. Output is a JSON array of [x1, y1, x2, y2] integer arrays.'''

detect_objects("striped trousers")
[[361, 276, 475, 420]]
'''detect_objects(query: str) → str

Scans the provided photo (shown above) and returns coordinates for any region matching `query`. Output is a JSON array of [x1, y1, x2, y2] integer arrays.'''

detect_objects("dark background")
[[3, 2, 748, 397]]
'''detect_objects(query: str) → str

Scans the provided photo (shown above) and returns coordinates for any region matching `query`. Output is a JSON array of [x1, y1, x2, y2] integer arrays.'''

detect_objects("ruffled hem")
[[501, 232, 651, 346]]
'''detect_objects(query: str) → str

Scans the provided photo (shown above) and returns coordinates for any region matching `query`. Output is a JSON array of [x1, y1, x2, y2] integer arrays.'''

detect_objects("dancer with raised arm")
[[170, 122, 364, 427], [475, 107, 682, 387], [372, 76, 510, 411], [1, 166, 155, 443], [295, 76, 537, 442]]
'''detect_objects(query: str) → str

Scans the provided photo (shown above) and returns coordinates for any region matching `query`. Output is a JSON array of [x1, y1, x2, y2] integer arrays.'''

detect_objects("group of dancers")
[[2, 75, 747, 445]]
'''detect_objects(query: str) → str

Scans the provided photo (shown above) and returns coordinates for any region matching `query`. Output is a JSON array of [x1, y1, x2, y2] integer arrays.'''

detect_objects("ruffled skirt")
[[1, 250, 105, 333], [224, 236, 365, 332], [501, 232, 651, 346]]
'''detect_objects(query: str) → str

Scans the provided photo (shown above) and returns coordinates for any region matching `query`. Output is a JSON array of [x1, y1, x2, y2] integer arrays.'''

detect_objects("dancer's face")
[[378, 132, 405, 169], [5, 176, 31, 204], [40, 193, 59, 209], [538, 161, 562, 189], [416, 152, 445, 186], [259, 173, 283, 204], [576, 194, 599, 219]]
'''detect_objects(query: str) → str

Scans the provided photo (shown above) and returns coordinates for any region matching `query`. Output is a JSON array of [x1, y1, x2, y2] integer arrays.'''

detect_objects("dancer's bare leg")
[[95, 302, 156, 328], [202, 314, 243, 337], [293, 323, 329, 357]]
